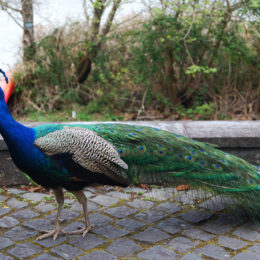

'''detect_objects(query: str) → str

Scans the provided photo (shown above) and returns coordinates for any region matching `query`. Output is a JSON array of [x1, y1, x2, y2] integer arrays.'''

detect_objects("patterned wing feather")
[[34, 127, 128, 184]]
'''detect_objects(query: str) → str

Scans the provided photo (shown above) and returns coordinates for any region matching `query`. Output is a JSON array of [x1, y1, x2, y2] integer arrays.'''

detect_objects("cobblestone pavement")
[[0, 185, 260, 260]]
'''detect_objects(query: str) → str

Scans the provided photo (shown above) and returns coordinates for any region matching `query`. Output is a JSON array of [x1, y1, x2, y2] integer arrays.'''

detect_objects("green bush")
[[12, 1, 260, 121]]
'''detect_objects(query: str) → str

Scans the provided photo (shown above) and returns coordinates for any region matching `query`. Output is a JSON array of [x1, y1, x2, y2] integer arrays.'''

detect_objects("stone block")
[[137, 246, 178, 260]]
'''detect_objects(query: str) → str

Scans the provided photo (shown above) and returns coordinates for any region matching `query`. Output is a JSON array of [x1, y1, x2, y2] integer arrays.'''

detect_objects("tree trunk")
[[76, 0, 121, 84], [21, 0, 35, 61], [165, 48, 178, 102], [77, 56, 92, 84]]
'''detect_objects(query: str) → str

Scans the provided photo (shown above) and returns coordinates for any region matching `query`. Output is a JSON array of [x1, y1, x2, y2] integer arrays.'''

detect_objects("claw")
[[67, 224, 94, 237], [36, 227, 66, 241]]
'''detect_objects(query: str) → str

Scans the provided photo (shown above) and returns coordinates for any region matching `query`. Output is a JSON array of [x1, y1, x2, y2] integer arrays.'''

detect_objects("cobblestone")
[[200, 220, 233, 235], [23, 218, 53, 231], [7, 242, 42, 258], [195, 244, 230, 259], [4, 226, 38, 241], [166, 236, 200, 253], [182, 228, 214, 241], [156, 217, 190, 234], [89, 213, 112, 226], [175, 192, 196, 204], [6, 197, 28, 209], [11, 209, 39, 219], [0, 207, 11, 216], [154, 201, 181, 214], [134, 209, 167, 223], [0, 253, 14, 260], [186, 189, 211, 200], [180, 210, 213, 223], [218, 235, 248, 250], [6, 188, 24, 194], [0, 194, 8, 201], [199, 195, 228, 211], [0, 185, 260, 259], [92, 225, 130, 239], [115, 218, 145, 231], [90, 194, 119, 206], [127, 198, 154, 208], [137, 246, 178, 259], [106, 191, 131, 200], [78, 251, 117, 260], [0, 237, 14, 250], [69, 234, 106, 250], [21, 192, 47, 202], [132, 227, 170, 243], [180, 253, 203, 260], [248, 244, 260, 254], [0, 216, 19, 228], [70, 201, 98, 212], [35, 202, 56, 213], [233, 226, 260, 241], [35, 236, 67, 248], [104, 206, 136, 218], [46, 209, 80, 222], [51, 244, 83, 259], [144, 188, 173, 201], [106, 238, 142, 256], [231, 252, 260, 260], [124, 187, 147, 193], [31, 254, 62, 260]]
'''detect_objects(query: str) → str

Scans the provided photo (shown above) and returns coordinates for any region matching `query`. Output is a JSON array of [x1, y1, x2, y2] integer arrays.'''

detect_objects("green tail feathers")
[[35, 123, 260, 214]]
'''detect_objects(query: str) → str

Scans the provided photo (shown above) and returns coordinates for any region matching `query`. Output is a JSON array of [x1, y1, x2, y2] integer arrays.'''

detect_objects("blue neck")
[[0, 99, 35, 155]]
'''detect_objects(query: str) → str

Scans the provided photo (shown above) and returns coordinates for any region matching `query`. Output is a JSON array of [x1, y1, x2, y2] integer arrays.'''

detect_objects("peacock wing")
[[34, 127, 128, 184]]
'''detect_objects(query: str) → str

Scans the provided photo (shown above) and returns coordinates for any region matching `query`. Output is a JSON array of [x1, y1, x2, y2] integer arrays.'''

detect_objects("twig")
[[137, 87, 148, 117], [23, 96, 42, 112]]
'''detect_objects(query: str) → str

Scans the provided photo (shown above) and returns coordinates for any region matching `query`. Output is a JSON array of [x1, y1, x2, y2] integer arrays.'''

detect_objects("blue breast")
[[7, 126, 71, 189]]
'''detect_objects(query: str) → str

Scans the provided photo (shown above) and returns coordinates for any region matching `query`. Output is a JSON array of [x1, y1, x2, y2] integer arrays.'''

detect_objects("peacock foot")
[[36, 227, 66, 241], [67, 224, 94, 237]]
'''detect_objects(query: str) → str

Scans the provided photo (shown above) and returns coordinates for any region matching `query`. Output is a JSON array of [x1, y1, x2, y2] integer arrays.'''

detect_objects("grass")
[[15, 104, 125, 122]]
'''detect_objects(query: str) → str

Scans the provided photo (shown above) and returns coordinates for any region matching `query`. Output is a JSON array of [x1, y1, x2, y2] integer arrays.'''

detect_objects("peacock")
[[0, 71, 260, 241]]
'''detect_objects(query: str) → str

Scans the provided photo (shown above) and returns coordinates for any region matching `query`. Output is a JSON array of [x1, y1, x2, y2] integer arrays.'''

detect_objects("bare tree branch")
[[82, 0, 90, 26], [0, 0, 22, 13], [208, 0, 245, 67], [90, 0, 106, 41], [101, 0, 121, 37], [77, 0, 122, 83], [4, 8, 23, 28]]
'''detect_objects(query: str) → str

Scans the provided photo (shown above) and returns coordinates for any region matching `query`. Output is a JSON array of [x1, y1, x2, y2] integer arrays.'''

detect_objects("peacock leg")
[[36, 187, 66, 241], [67, 190, 94, 237]]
